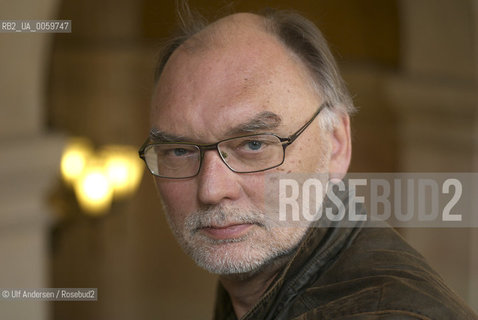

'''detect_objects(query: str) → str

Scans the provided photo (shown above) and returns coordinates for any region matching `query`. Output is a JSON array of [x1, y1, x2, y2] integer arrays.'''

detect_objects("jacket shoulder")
[[286, 227, 477, 320]]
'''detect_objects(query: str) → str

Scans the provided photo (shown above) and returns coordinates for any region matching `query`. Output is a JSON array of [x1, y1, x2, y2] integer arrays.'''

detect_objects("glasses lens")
[[218, 134, 284, 172], [144, 144, 200, 178]]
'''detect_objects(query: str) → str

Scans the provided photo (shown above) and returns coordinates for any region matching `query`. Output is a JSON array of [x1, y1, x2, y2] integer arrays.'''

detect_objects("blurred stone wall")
[[386, 0, 478, 311], [0, 0, 63, 319]]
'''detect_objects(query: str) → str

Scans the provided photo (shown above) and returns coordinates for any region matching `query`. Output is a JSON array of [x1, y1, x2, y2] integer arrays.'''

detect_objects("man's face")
[[150, 15, 334, 275]]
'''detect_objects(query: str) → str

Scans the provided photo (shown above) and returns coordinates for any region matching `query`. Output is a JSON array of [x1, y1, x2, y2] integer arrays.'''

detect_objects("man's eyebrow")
[[149, 111, 282, 143], [149, 129, 187, 142], [225, 111, 282, 136]]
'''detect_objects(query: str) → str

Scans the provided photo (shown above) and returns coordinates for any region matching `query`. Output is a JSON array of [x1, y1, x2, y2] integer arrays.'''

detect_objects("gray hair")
[[153, 3, 355, 130]]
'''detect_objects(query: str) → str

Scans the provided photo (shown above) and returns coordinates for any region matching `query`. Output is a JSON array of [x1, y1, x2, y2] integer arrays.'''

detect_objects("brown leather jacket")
[[213, 191, 478, 320]]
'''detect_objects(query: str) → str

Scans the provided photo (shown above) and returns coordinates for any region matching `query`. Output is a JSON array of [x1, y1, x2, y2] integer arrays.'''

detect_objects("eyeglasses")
[[139, 102, 329, 179]]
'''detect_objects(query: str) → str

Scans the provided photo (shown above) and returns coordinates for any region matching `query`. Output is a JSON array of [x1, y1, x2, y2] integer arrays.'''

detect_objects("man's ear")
[[328, 113, 351, 180]]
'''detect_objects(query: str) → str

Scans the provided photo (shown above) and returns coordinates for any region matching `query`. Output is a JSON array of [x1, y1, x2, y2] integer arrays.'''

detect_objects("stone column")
[[386, 0, 478, 311], [0, 0, 63, 319]]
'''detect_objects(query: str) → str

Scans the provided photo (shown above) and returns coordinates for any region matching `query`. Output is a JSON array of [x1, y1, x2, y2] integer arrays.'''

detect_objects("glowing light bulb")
[[74, 161, 113, 215], [102, 146, 144, 198], [61, 139, 144, 216], [61, 138, 92, 184]]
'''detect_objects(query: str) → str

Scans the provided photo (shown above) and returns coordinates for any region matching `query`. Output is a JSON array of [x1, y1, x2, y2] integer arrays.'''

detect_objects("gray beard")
[[164, 205, 309, 275]]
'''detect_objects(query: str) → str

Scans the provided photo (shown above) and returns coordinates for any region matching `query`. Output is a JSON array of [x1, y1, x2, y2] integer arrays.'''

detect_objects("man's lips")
[[200, 223, 254, 240]]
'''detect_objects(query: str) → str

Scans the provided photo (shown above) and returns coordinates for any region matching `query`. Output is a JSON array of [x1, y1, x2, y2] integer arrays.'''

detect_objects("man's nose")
[[197, 150, 241, 205]]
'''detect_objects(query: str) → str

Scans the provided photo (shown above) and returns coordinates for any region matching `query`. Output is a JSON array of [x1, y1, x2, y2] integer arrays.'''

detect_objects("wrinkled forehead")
[[150, 14, 320, 140]]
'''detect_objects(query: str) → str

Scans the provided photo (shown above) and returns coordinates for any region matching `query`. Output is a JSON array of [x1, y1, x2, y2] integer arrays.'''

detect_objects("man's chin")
[[198, 223, 255, 241], [187, 238, 297, 278], [177, 222, 308, 277], [189, 240, 263, 275]]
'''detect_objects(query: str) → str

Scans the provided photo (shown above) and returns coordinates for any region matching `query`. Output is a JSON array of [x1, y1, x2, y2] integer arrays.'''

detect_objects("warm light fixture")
[[74, 158, 113, 215], [60, 138, 143, 216], [60, 138, 93, 184], [102, 145, 143, 199]]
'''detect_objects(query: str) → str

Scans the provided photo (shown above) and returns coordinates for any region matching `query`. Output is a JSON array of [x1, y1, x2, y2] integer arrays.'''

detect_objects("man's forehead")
[[162, 13, 299, 82], [178, 13, 271, 54], [152, 15, 290, 109]]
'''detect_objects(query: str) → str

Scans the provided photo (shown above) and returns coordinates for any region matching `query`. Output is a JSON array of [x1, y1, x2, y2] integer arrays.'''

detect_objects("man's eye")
[[172, 148, 189, 156], [161, 147, 193, 157], [247, 141, 263, 150], [239, 140, 266, 152]]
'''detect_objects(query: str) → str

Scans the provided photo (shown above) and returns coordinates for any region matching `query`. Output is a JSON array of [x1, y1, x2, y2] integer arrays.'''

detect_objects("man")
[[139, 6, 478, 320]]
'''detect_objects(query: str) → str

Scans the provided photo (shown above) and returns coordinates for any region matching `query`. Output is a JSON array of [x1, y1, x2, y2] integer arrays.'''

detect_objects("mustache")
[[185, 206, 278, 231]]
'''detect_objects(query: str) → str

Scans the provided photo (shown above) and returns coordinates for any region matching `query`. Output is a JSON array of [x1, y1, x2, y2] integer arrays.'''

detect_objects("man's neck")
[[219, 255, 291, 319]]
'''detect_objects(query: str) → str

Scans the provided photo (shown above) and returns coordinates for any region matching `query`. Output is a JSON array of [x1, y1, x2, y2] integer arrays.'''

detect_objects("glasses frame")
[[139, 102, 329, 179]]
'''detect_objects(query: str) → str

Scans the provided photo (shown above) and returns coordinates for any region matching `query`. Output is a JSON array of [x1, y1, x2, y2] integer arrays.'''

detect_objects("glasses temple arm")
[[285, 102, 329, 145]]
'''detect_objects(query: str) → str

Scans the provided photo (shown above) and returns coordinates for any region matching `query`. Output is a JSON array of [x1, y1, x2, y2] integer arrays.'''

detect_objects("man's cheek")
[[242, 175, 267, 209], [155, 180, 198, 212]]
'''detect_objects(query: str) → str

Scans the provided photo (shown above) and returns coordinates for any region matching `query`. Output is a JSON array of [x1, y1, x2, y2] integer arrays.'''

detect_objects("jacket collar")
[[214, 187, 364, 320]]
